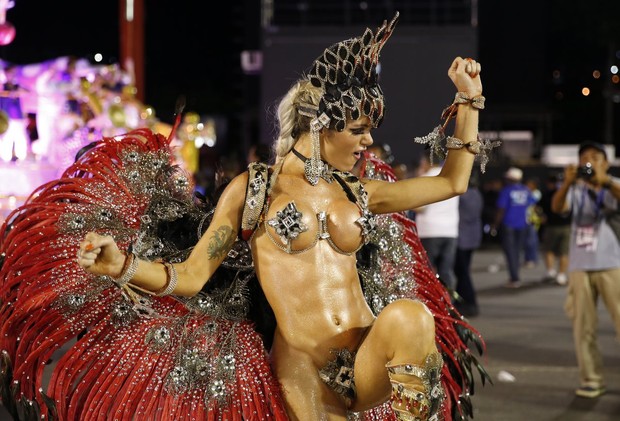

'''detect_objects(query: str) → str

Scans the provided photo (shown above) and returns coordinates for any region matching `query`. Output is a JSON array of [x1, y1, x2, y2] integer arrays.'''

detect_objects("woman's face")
[[321, 116, 373, 171]]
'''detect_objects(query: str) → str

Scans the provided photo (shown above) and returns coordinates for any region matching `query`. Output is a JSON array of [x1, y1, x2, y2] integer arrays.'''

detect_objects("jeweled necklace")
[[291, 148, 334, 183]]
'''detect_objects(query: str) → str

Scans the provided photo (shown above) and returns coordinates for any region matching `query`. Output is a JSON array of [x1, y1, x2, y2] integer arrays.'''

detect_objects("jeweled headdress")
[[306, 12, 399, 131], [298, 12, 399, 185]]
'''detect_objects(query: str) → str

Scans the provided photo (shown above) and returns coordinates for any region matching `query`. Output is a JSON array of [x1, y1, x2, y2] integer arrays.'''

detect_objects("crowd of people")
[[464, 145, 620, 399]]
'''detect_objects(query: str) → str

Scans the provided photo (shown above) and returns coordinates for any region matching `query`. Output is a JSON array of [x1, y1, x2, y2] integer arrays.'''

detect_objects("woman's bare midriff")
[[253, 234, 375, 367]]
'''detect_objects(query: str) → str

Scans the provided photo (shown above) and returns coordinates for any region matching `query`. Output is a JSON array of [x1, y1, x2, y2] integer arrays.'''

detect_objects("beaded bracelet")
[[414, 94, 500, 173], [453, 92, 485, 110], [446, 136, 482, 154], [111, 253, 138, 287], [155, 262, 178, 297]]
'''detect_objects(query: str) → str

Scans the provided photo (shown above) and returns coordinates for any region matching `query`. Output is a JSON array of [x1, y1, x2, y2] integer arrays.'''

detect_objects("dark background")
[[2, 0, 620, 160]]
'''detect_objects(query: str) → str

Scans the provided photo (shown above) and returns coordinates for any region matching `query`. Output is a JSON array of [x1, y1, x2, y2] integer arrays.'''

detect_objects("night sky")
[[2, 0, 620, 154], [480, 1, 620, 149]]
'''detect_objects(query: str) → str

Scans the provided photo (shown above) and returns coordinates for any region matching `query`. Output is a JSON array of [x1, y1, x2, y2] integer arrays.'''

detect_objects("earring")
[[305, 124, 322, 185], [304, 114, 331, 185]]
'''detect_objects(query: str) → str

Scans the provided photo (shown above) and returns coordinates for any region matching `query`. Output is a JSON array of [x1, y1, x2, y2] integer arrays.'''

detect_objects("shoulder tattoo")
[[207, 226, 236, 260]]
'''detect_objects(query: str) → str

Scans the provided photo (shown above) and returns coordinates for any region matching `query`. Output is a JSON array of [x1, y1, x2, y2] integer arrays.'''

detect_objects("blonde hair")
[[273, 79, 323, 161]]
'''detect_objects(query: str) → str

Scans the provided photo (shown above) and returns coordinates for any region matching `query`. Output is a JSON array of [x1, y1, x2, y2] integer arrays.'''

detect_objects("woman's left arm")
[[364, 57, 481, 214]]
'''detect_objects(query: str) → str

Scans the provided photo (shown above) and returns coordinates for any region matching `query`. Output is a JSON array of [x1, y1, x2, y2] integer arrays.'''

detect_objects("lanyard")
[[575, 186, 605, 225]]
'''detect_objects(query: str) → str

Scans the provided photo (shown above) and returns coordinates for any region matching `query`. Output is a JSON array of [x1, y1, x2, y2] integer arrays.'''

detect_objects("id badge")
[[575, 225, 598, 251]]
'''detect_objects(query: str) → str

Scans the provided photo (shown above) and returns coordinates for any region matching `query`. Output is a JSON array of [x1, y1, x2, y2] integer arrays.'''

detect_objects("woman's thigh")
[[350, 322, 392, 412], [271, 339, 348, 420], [351, 299, 436, 412]]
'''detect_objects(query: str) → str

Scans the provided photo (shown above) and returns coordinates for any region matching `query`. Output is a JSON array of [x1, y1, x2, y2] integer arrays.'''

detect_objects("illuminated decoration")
[[175, 112, 217, 174], [0, 0, 15, 46], [108, 103, 127, 128], [0, 110, 8, 135], [140, 105, 158, 130]]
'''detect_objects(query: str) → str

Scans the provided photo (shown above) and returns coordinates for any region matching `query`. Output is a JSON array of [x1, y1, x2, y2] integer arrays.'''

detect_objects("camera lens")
[[577, 163, 595, 179]]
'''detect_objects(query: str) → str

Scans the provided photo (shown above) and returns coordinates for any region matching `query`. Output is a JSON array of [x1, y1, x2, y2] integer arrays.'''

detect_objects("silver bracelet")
[[156, 262, 178, 296], [446, 136, 482, 154], [453, 92, 485, 110], [112, 253, 138, 287]]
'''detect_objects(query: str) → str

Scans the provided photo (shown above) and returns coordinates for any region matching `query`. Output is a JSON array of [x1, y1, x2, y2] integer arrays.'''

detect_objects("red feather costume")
[[0, 129, 488, 420]]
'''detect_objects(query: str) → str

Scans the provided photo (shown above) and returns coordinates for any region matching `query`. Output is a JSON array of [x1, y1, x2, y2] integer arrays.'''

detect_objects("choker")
[[292, 148, 334, 184]]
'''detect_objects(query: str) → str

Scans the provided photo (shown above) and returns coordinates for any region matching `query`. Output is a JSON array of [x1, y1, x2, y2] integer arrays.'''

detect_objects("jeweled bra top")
[[241, 162, 376, 255]]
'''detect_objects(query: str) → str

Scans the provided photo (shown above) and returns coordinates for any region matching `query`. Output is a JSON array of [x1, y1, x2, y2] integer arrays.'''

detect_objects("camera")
[[577, 163, 595, 180]]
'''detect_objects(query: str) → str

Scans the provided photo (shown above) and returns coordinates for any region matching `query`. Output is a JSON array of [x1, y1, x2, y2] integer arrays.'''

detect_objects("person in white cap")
[[492, 166, 537, 287]]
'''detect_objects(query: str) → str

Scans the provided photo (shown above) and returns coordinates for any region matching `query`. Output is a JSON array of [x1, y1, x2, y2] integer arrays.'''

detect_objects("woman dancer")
[[1, 13, 491, 420]]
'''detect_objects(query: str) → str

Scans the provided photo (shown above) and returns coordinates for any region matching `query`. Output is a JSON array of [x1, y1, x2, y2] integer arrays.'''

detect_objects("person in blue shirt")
[[493, 167, 537, 288]]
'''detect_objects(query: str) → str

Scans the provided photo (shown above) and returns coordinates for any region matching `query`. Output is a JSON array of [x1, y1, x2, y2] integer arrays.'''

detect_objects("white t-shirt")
[[414, 165, 460, 238], [567, 180, 620, 271]]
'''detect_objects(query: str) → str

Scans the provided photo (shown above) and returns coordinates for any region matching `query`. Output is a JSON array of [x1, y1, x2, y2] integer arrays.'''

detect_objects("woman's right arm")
[[78, 172, 249, 296], [364, 57, 481, 214]]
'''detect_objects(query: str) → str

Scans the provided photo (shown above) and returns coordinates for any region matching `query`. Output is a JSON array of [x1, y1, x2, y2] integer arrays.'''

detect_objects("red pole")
[[119, 0, 145, 102]]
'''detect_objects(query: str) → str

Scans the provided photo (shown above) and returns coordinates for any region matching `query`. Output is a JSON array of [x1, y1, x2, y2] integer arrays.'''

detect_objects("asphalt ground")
[[464, 246, 620, 421]]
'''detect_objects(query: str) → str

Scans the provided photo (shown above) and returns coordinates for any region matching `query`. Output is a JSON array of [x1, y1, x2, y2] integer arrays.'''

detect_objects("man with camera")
[[551, 141, 620, 399]]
